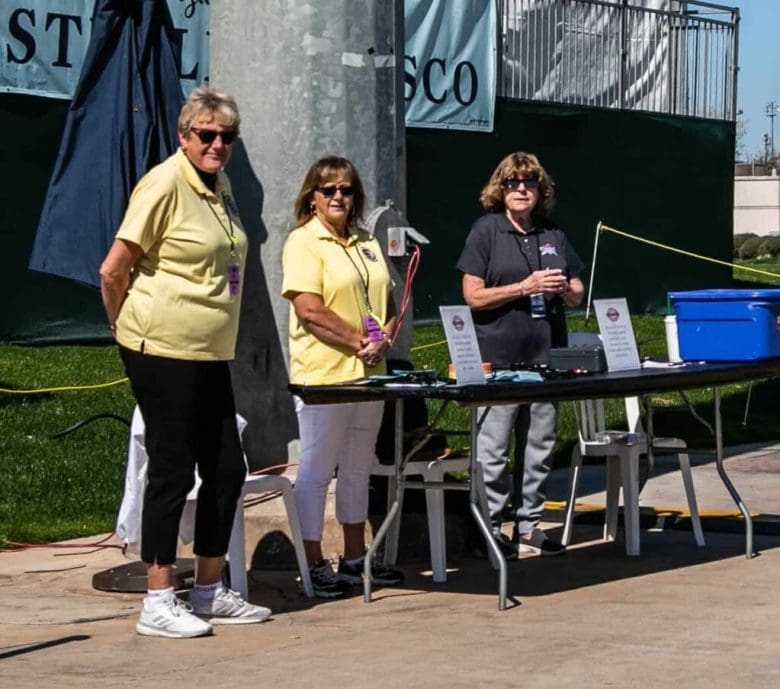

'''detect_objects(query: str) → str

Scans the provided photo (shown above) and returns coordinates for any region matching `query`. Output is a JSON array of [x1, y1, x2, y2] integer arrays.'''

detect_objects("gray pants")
[[476, 402, 557, 536]]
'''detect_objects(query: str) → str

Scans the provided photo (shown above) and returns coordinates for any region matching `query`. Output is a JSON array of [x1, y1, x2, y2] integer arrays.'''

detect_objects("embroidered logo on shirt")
[[361, 247, 378, 261], [539, 243, 558, 256]]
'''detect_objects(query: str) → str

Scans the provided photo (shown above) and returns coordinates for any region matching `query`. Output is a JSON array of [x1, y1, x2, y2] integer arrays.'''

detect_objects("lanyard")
[[205, 193, 237, 255], [341, 241, 374, 313]]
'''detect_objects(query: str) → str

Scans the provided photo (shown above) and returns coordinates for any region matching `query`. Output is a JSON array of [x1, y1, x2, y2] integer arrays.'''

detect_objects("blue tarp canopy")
[[30, 0, 183, 288]]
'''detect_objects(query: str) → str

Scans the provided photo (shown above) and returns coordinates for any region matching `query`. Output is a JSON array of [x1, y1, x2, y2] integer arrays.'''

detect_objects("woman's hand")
[[523, 268, 568, 295], [99, 239, 143, 333], [357, 336, 389, 368]]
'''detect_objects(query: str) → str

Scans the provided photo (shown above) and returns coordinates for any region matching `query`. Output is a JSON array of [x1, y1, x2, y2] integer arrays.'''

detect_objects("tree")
[[735, 113, 748, 162], [738, 236, 764, 260], [758, 236, 780, 258], [734, 232, 758, 257]]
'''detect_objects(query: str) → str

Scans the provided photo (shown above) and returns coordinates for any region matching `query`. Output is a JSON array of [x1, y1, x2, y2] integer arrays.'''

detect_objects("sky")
[[728, 0, 780, 158]]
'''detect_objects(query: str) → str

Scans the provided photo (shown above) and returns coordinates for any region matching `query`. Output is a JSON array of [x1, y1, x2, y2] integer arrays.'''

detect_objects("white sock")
[[145, 586, 174, 603], [191, 582, 223, 600]]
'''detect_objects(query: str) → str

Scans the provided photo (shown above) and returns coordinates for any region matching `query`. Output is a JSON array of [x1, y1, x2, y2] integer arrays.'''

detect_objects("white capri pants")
[[294, 397, 384, 541]]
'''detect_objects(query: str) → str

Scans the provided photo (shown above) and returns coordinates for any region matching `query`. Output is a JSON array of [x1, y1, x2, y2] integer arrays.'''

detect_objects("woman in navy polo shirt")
[[456, 152, 585, 556]]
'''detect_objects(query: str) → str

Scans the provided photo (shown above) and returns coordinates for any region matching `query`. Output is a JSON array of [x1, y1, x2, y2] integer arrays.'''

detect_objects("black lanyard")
[[341, 241, 373, 313], [204, 193, 237, 255]]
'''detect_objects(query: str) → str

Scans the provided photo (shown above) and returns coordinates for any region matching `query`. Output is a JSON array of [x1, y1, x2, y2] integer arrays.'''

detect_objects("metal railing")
[[499, 0, 739, 121]]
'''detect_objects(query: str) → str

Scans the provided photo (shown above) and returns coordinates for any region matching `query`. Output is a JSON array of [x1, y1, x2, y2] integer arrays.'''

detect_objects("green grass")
[[733, 258, 780, 286], [0, 346, 134, 546], [2, 316, 779, 547]]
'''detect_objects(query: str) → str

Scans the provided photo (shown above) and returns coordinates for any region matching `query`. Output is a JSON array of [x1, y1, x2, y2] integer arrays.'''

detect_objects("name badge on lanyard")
[[228, 262, 241, 297]]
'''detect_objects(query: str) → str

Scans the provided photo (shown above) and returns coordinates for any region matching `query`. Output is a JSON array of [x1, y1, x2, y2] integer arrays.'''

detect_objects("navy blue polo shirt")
[[456, 213, 584, 368]]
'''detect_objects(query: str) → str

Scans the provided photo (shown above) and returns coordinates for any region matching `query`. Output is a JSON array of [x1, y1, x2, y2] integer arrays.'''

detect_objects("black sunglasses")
[[502, 177, 539, 191], [316, 185, 355, 198], [190, 127, 238, 145]]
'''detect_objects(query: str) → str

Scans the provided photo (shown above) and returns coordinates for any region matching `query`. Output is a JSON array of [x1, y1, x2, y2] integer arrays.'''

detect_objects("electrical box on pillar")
[[365, 201, 429, 361]]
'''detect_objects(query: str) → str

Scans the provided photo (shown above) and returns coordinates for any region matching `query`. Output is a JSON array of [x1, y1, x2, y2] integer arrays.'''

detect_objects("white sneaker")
[[190, 587, 272, 625], [136, 593, 213, 639]]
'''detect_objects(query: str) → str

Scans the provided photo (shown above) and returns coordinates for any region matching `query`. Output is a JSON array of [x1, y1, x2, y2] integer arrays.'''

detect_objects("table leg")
[[712, 387, 755, 558], [469, 407, 507, 610], [364, 399, 405, 602]]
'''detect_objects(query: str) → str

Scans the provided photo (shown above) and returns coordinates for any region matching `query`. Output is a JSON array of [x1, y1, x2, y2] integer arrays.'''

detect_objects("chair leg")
[[604, 458, 620, 542], [279, 479, 314, 598], [227, 496, 248, 599], [383, 474, 404, 567], [677, 452, 705, 547], [619, 451, 641, 557], [562, 446, 584, 546]]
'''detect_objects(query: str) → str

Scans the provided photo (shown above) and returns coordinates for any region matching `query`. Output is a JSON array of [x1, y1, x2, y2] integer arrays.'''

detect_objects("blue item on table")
[[669, 289, 780, 361]]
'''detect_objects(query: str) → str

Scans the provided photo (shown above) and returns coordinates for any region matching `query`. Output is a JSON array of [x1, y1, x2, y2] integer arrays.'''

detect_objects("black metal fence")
[[499, 0, 738, 121]]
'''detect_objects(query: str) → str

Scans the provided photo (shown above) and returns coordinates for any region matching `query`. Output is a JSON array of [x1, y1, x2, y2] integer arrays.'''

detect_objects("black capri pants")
[[120, 347, 246, 566]]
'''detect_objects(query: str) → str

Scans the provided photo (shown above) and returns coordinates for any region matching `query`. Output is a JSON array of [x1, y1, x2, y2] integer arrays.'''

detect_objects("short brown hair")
[[479, 152, 555, 219], [178, 87, 240, 135], [293, 156, 366, 226]]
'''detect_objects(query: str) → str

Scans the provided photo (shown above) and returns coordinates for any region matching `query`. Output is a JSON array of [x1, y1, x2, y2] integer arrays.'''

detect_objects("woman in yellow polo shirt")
[[282, 155, 404, 598], [99, 87, 269, 638]]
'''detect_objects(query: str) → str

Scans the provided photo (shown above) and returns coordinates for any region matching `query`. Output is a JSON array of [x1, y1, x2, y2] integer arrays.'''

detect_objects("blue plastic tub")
[[668, 289, 780, 361]]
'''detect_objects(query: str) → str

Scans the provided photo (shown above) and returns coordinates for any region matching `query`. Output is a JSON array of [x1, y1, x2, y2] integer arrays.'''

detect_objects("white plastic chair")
[[372, 451, 491, 582], [562, 396, 705, 556], [227, 473, 314, 599], [117, 406, 313, 598]]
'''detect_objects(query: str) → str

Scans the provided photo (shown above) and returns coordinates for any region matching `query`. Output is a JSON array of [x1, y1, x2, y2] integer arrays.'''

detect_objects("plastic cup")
[[664, 315, 682, 363]]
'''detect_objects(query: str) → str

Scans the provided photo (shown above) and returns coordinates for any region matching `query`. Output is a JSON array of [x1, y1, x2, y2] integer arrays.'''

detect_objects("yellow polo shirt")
[[114, 149, 247, 361], [282, 216, 391, 385]]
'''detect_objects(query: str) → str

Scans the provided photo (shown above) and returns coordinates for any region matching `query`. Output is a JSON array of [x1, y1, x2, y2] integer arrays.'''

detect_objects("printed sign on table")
[[593, 298, 641, 372], [439, 305, 485, 385]]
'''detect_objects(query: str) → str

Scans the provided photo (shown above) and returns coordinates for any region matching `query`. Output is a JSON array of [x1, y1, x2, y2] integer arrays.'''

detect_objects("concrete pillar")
[[209, 2, 403, 468]]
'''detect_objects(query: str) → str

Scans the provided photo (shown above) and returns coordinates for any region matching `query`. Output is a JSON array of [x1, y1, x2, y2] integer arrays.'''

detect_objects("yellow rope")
[[410, 339, 447, 352], [600, 223, 780, 280], [0, 377, 129, 395]]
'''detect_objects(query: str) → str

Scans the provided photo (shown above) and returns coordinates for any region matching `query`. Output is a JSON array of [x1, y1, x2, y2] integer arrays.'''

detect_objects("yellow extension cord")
[[0, 377, 129, 395]]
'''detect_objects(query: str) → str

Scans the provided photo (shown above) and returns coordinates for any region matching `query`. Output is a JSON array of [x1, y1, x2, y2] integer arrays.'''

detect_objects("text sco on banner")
[[405, 0, 496, 133]]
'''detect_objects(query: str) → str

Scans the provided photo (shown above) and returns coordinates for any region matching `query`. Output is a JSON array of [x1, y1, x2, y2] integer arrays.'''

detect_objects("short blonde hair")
[[293, 156, 366, 227], [178, 87, 240, 134], [479, 152, 555, 219]]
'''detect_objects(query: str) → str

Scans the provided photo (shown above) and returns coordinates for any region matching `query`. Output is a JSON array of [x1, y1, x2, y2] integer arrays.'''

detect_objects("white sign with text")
[[439, 306, 485, 385], [593, 298, 641, 371]]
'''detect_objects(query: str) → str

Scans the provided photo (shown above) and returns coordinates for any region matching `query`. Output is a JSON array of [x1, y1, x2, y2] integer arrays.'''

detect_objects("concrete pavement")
[[2, 443, 780, 688]]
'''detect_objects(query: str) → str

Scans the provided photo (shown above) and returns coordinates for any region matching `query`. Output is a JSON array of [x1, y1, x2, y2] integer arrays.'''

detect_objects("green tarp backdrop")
[[1, 95, 734, 342], [407, 98, 735, 320]]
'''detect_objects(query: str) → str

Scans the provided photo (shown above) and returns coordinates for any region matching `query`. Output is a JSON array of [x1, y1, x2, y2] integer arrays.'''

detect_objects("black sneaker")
[[309, 559, 352, 598], [515, 527, 566, 557], [337, 556, 405, 586], [491, 532, 519, 560]]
